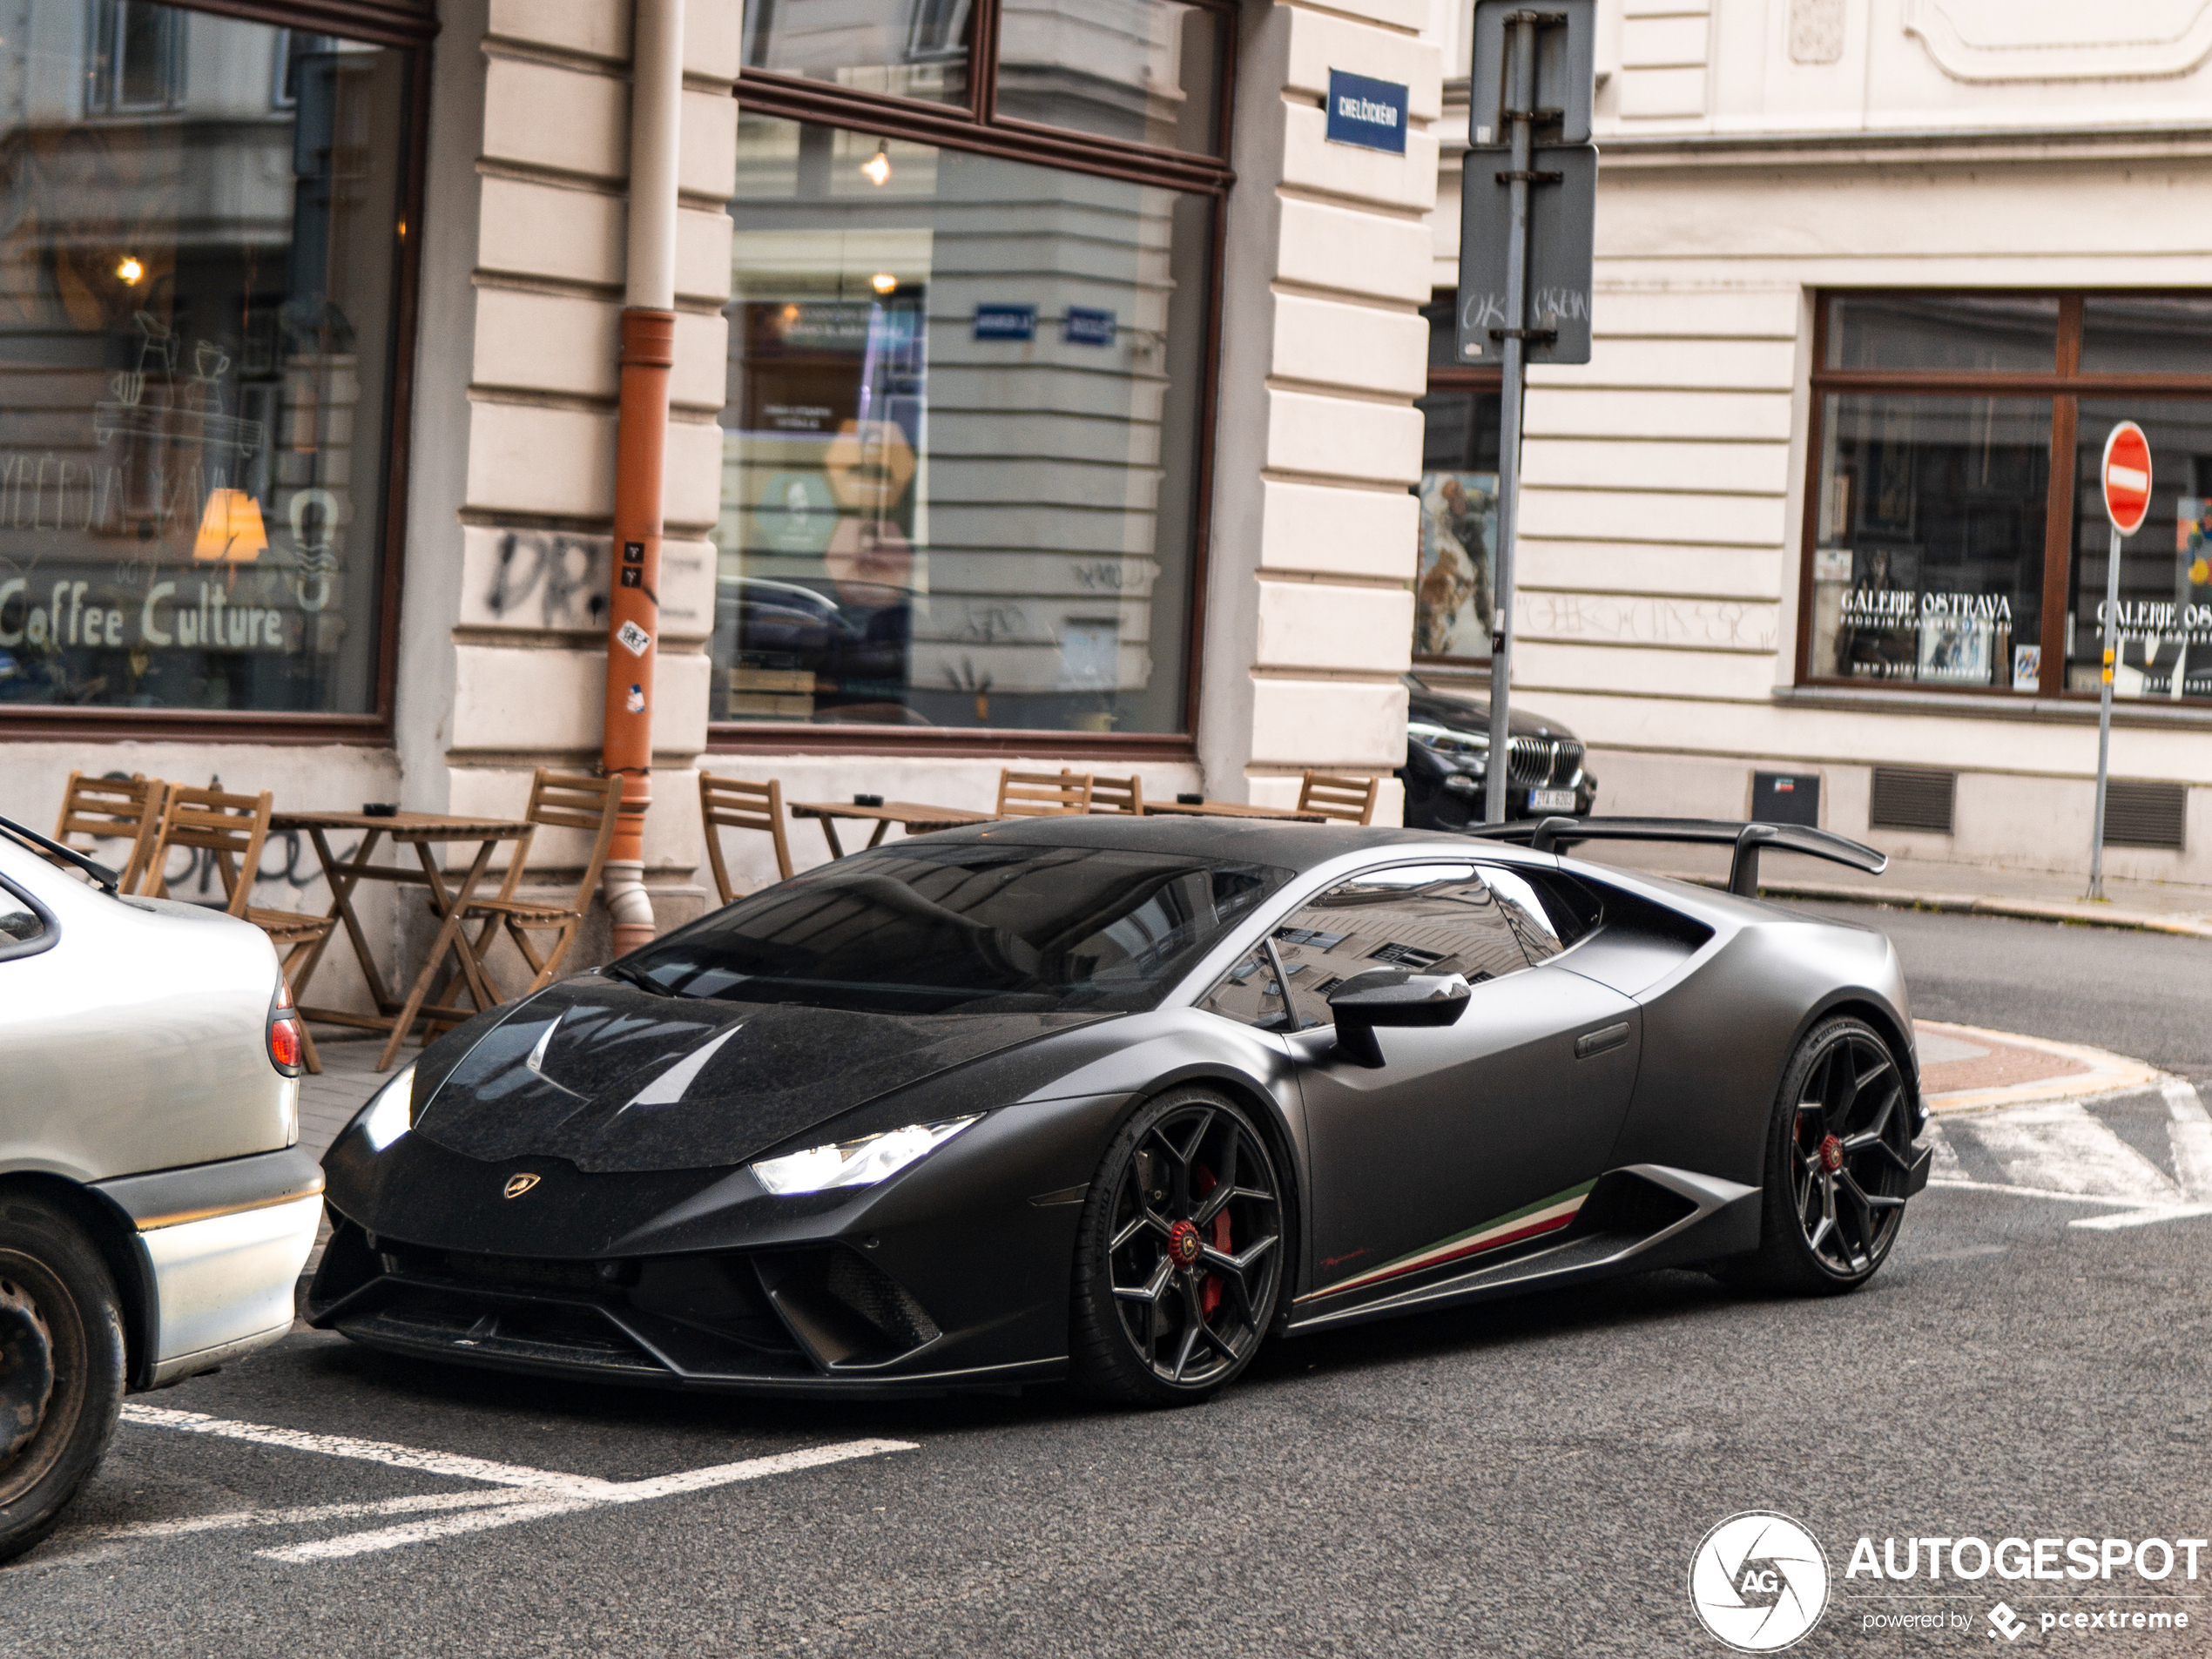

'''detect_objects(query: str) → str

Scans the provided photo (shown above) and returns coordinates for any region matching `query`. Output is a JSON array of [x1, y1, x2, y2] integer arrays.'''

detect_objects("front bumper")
[[95, 1146, 324, 1387], [307, 1219, 1062, 1399]]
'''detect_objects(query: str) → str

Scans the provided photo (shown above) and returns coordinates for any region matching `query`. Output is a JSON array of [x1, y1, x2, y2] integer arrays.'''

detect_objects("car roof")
[[916, 813, 1478, 873]]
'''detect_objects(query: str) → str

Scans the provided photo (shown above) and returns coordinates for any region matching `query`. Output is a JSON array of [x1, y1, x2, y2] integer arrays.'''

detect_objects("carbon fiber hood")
[[410, 974, 1109, 1175]]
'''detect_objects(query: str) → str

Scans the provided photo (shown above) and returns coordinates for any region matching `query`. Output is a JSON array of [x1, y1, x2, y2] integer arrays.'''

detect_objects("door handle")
[[1574, 1022, 1629, 1060]]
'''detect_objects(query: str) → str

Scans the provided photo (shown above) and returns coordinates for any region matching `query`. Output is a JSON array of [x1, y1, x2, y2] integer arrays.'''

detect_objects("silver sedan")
[[0, 817, 323, 1562]]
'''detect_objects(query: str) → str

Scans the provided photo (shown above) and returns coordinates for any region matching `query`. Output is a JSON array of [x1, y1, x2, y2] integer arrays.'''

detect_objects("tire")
[[0, 1196, 126, 1565], [1069, 1089, 1286, 1407], [1720, 1016, 1918, 1296]]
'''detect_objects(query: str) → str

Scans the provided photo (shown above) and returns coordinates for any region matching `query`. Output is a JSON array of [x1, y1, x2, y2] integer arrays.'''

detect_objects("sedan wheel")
[[1070, 1090, 1285, 1406], [0, 1197, 125, 1564], [1723, 1016, 1918, 1294]]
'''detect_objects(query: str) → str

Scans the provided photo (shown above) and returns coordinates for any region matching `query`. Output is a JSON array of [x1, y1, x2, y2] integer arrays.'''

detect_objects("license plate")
[[1527, 788, 1577, 813]]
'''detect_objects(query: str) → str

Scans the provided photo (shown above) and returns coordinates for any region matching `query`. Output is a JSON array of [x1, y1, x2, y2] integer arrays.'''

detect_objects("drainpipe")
[[601, 0, 685, 956]]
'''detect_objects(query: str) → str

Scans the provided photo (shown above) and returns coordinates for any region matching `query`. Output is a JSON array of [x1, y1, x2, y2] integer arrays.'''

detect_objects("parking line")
[[2164, 1079, 2212, 1202], [89, 1489, 542, 1541], [120, 1404, 918, 1562]]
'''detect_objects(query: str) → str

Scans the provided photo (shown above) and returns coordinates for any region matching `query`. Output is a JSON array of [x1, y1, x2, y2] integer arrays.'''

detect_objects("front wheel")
[[0, 1196, 126, 1565], [1069, 1090, 1286, 1406], [1722, 1016, 1919, 1295]]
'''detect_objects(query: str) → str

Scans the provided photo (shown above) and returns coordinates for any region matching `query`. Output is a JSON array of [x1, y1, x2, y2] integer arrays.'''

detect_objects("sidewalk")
[[1578, 842, 2212, 940]]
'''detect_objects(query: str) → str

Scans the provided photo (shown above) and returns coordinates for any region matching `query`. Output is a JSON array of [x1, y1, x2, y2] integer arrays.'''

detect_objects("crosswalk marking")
[[1924, 1077, 2212, 1231]]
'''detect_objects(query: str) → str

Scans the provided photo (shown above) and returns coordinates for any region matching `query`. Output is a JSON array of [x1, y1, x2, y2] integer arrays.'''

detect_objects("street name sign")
[[1325, 70, 1409, 154]]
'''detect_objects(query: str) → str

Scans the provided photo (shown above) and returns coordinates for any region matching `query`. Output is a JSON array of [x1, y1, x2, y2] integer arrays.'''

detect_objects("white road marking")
[[2162, 1078, 2212, 1202], [1957, 1101, 2183, 1204], [2071, 1203, 2212, 1232], [1923, 1123, 1966, 1180], [120, 1405, 917, 1562], [1925, 1177, 2148, 1207], [86, 1489, 540, 1541]]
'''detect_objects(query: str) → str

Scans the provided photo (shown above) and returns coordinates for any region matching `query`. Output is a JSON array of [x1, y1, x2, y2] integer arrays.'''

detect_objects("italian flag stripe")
[[1304, 1180, 1597, 1301]]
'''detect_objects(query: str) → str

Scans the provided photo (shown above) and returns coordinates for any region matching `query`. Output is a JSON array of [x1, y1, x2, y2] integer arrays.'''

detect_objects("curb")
[[1916, 1020, 2161, 1116], [1656, 871, 2212, 940]]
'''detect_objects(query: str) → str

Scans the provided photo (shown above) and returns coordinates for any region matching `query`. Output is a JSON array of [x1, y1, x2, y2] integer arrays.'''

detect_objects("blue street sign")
[[1064, 307, 1116, 347], [1325, 69, 1408, 155], [973, 304, 1035, 341]]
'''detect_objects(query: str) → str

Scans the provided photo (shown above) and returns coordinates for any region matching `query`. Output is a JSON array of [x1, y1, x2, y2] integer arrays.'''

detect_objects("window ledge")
[[1776, 684, 2212, 728]]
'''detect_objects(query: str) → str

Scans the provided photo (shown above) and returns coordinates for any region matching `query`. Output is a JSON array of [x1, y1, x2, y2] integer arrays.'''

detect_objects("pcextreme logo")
[[1689, 1512, 1831, 1652]]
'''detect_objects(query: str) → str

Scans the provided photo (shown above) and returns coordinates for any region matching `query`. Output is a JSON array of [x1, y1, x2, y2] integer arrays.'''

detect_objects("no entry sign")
[[2101, 421, 2152, 536]]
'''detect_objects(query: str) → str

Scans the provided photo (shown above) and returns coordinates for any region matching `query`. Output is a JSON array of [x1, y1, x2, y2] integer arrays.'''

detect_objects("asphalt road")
[[7, 907, 2209, 1657]]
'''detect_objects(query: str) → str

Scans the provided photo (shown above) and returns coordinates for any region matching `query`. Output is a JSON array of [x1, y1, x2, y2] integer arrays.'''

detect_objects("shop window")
[[1413, 291, 1502, 664], [1803, 293, 2212, 706], [87, 0, 183, 115], [994, 0, 1227, 156], [711, 112, 1215, 735], [0, 3, 414, 721], [743, 0, 973, 107]]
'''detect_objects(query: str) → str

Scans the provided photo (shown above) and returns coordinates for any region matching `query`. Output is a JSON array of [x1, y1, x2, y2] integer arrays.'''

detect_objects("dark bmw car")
[[309, 814, 1928, 1408], [1400, 672, 1596, 831]]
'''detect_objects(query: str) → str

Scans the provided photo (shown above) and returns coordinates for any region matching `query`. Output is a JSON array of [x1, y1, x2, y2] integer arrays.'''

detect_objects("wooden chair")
[[52, 771, 167, 893], [451, 769, 624, 1000], [995, 768, 1092, 817], [1296, 770, 1380, 826], [700, 772, 792, 906], [1088, 773, 1144, 815], [141, 786, 336, 1072]]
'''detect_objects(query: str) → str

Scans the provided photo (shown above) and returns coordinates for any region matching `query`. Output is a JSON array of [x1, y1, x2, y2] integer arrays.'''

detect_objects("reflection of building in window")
[[87, 0, 183, 115]]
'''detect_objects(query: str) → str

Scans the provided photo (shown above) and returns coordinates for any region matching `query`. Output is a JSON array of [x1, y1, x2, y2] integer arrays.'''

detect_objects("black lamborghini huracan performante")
[[309, 815, 1934, 1406]]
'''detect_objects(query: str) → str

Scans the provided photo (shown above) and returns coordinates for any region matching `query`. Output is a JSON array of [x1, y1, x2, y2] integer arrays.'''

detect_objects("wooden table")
[[272, 811, 535, 1071], [789, 800, 997, 859], [1142, 799, 1331, 824]]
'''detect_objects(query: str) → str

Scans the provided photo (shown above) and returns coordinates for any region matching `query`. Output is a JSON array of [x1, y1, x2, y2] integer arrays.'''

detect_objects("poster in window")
[[1414, 472, 1495, 658], [1833, 544, 1919, 679], [2180, 496, 2212, 587]]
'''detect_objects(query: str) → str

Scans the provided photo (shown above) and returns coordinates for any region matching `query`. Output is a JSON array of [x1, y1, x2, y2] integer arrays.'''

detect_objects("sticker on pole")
[[2101, 421, 2152, 536], [616, 620, 651, 657]]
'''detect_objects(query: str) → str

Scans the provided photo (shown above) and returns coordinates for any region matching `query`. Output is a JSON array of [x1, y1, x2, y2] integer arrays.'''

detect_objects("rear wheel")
[[1069, 1090, 1285, 1407], [1723, 1016, 1917, 1295], [0, 1197, 125, 1564]]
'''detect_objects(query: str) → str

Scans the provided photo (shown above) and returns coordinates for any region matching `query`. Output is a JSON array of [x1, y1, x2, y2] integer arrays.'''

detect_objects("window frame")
[[0, 0, 435, 747], [712, 0, 1239, 762], [1798, 289, 2212, 705], [0, 873, 58, 965]]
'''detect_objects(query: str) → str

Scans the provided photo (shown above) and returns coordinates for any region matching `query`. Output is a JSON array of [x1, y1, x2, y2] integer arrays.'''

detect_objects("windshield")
[[625, 841, 1291, 1014]]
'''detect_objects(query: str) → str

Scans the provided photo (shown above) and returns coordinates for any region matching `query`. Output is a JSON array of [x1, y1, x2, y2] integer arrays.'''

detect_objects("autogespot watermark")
[[1689, 1518, 2206, 1648]]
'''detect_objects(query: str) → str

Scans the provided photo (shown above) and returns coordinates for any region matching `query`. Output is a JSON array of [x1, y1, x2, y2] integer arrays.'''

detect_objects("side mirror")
[[1326, 968, 1471, 1068]]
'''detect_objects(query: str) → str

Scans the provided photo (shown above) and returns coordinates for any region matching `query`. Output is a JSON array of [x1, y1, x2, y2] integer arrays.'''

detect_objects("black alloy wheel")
[[1724, 1016, 1918, 1294], [0, 1197, 125, 1564], [1070, 1089, 1285, 1406]]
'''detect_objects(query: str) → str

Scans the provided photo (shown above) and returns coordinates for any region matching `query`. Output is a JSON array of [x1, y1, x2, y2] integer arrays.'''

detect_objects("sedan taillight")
[[268, 981, 305, 1077]]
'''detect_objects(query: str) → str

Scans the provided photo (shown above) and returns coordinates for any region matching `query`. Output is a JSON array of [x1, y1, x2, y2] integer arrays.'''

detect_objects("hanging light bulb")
[[870, 273, 898, 295], [116, 256, 143, 284], [860, 140, 892, 187]]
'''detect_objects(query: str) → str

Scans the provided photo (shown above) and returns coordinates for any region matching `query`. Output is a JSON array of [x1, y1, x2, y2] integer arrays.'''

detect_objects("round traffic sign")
[[2101, 421, 2152, 536]]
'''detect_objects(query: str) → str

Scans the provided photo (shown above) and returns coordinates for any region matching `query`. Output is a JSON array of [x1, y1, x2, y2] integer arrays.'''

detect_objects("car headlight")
[[749, 1116, 980, 1197], [357, 1063, 417, 1152], [1440, 774, 1482, 795]]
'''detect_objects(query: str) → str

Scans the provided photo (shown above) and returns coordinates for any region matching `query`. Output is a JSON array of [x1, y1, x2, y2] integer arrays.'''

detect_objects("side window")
[[1199, 863, 1533, 1032], [1195, 947, 1296, 1029], [0, 880, 49, 962], [1479, 865, 1568, 962]]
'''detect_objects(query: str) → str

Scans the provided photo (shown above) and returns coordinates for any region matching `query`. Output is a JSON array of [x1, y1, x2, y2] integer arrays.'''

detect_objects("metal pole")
[[2087, 523, 2122, 900], [1485, 14, 1535, 826]]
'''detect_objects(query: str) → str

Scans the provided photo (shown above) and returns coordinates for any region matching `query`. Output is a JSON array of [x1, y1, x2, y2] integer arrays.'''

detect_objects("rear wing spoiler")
[[1464, 816, 1885, 899], [0, 811, 120, 893]]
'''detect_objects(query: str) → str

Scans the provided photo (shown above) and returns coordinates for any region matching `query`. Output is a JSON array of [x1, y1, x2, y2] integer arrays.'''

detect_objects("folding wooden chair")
[[52, 771, 167, 893], [141, 786, 336, 1072], [452, 769, 624, 999], [1296, 770, 1380, 825], [700, 772, 792, 905], [995, 768, 1092, 817], [1087, 773, 1144, 815]]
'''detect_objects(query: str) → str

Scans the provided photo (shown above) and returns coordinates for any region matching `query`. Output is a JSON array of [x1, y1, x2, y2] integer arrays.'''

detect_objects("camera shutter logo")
[[1688, 1512, 1830, 1651]]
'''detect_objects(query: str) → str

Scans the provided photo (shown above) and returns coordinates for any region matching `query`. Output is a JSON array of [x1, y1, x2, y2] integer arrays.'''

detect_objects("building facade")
[[1420, 0, 2212, 881], [0, 0, 1442, 992]]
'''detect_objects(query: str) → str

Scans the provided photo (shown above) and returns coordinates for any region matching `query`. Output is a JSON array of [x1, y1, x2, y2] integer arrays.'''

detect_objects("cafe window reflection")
[[0, 3, 409, 717]]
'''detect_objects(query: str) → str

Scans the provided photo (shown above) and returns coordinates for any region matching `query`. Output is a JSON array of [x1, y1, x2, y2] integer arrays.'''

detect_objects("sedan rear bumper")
[[96, 1147, 325, 1386]]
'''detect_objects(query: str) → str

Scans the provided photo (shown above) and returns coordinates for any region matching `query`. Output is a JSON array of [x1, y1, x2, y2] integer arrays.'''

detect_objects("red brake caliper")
[[1194, 1165, 1230, 1319]]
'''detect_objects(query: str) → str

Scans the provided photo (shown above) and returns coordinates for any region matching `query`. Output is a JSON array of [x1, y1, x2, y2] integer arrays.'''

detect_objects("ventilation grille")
[[2103, 781, 2188, 851], [1869, 766, 1956, 834]]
